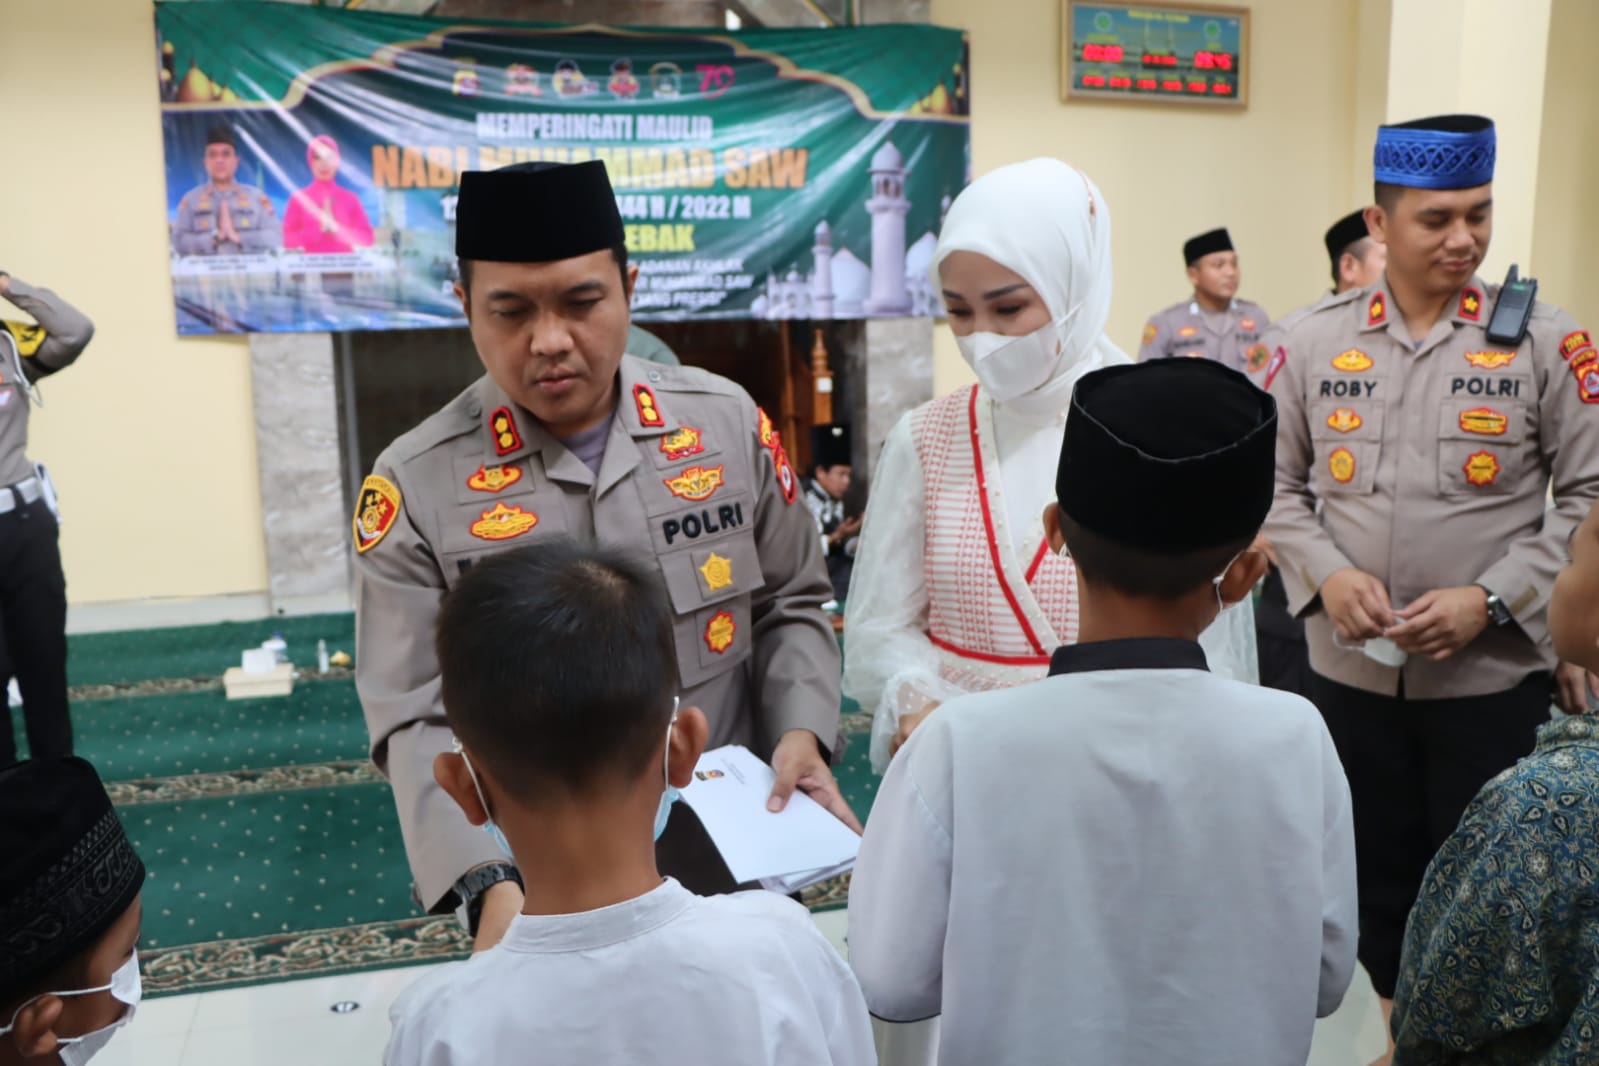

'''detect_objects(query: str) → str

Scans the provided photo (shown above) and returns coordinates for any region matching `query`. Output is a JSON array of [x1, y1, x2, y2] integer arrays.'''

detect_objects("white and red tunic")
[[913, 385, 1078, 693], [845, 384, 1259, 773]]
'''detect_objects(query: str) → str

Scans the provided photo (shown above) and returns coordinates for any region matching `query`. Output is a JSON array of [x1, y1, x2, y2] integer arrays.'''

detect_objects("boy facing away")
[[385, 538, 874, 1066], [849, 358, 1358, 1065]]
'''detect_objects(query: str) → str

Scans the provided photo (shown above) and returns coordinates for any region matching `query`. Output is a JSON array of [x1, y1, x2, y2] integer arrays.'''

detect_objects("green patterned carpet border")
[[108, 760, 382, 807]]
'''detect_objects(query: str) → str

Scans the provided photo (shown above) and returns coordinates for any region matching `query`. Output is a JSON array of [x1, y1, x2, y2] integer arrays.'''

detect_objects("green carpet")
[[25, 614, 879, 997]]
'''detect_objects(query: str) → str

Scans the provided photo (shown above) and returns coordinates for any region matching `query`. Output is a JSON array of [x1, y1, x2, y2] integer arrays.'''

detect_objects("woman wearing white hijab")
[[845, 158, 1258, 773]]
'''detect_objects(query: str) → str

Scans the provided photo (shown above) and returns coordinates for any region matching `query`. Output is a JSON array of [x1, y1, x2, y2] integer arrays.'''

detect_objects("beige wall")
[[1, 0, 269, 606], [928, 0, 1376, 394], [1532, 0, 1599, 331]]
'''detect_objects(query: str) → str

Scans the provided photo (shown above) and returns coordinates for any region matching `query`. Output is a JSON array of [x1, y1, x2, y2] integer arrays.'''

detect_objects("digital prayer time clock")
[[1062, 2, 1249, 107]]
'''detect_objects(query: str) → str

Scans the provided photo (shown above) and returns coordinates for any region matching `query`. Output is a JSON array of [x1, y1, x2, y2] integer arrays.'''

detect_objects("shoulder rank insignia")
[[1463, 451, 1500, 486], [1458, 287, 1483, 322], [1, 321, 46, 358], [353, 475, 402, 554], [1246, 344, 1270, 373], [1561, 330, 1594, 361], [699, 552, 733, 593], [1367, 293, 1386, 327], [467, 464, 522, 493], [1464, 350, 1517, 370], [660, 426, 705, 461], [1263, 346, 1287, 390], [633, 384, 665, 427], [1459, 408, 1508, 436], [664, 465, 725, 502], [1332, 349, 1373, 372], [1141, 323, 1157, 346], [1328, 447, 1356, 484], [704, 611, 737, 654], [757, 407, 781, 450], [1327, 408, 1363, 433], [489, 406, 522, 456], [470, 502, 538, 541]]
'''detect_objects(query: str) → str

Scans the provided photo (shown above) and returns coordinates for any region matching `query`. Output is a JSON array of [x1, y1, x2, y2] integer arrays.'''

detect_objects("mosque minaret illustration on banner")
[[754, 140, 945, 321]]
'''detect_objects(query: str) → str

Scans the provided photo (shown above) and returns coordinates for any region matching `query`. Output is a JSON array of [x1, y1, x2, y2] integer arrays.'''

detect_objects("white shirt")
[[844, 396, 1261, 770], [386, 880, 876, 1066], [847, 640, 1358, 1066]]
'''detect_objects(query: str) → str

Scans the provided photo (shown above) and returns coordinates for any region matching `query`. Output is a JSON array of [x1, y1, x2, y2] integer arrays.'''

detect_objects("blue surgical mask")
[[453, 738, 514, 859]]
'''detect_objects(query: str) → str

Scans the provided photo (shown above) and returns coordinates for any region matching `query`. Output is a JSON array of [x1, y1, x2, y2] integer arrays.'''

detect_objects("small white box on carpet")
[[222, 663, 294, 700]]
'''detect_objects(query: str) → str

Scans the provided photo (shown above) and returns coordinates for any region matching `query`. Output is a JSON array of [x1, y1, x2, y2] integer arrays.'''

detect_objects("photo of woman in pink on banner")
[[282, 135, 374, 254]]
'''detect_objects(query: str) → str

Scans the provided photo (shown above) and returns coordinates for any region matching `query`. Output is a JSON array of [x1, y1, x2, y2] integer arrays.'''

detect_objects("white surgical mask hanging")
[[0, 950, 141, 1065]]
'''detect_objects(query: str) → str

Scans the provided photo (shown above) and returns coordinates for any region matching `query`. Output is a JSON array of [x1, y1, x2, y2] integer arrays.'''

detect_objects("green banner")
[[155, 2, 970, 334]]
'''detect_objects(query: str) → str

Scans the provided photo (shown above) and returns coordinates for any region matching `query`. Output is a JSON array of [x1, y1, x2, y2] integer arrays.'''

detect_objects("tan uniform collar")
[[1360, 274, 1489, 346]]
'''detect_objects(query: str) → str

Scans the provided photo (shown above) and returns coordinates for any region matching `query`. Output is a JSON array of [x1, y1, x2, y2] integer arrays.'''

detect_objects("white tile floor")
[[97, 909, 1388, 1065]]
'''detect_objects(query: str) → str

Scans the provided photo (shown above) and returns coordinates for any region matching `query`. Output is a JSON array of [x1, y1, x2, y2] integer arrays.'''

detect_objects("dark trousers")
[[0, 502, 71, 765], [1310, 670, 1551, 998], [1257, 569, 1311, 698]]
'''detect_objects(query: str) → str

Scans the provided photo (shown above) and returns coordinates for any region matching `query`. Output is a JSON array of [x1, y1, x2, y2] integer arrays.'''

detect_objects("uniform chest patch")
[[1328, 447, 1356, 484], [470, 502, 538, 540], [1464, 351, 1517, 370], [704, 611, 737, 654], [699, 552, 734, 593], [1240, 317, 1257, 332], [1463, 451, 1500, 486], [466, 464, 522, 493], [1332, 349, 1373, 372], [1458, 408, 1508, 435], [664, 465, 725, 502], [1327, 408, 1362, 433], [1246, 344, 1270, 373], [660, 426, 705, 461], [1177, 326, 1199, 338], [354, 475, 401, 554]]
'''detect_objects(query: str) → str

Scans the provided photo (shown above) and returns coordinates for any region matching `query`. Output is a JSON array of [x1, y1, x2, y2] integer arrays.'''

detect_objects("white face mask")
[[1, 950, 141, 1065], [955, 308, 1081, 404]]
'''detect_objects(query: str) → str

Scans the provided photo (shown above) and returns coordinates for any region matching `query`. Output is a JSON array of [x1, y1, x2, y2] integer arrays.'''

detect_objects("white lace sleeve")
[[843, 415, 965, 773], [1199, 595, 1260, 685]]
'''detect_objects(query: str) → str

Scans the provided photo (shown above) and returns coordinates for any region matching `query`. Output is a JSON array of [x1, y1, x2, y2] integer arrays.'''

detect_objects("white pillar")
[[812, 221, 836, 319], [864, 141, 912, 315]]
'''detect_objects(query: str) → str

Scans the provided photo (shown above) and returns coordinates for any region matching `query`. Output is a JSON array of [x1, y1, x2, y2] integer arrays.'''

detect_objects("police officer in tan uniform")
[[172, 126, 280, 256], [0, 272, 93, 766], [1263, 114, 1599, 1052], [1252, 210, 1390, 696], [1138, 228, 1271, 372], [353, 161, 853, 952]]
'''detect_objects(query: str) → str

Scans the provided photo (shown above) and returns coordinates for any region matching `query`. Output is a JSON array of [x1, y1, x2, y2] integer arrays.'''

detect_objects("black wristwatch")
[[1476, 585, 1513, 627], [454, 862, 522, 936]]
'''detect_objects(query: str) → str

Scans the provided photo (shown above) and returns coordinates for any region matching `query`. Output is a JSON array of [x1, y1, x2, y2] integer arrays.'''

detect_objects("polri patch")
[[704, 611, 737, 654], [470, 502, 538, 541], [1561, 330, 1594, 360], [660, 426, 705, 461], [1326, 408, 1362, 433], [757, 407, 781, 451], [1463, 451, 1500, 486], [1464, 351, 1517, 370], [1328, 447, 1356, 484], [467, 464, 522, 493], [771, 443, 798, 504], [489, 407, 522, 456], [1458, 408, 1507, 436], [699, 552, 734, 593], [633, 384, 665, 427], [353, 475, 402, 554], [664, 465, 726, 502], [1332, 349, 1373, 373]]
